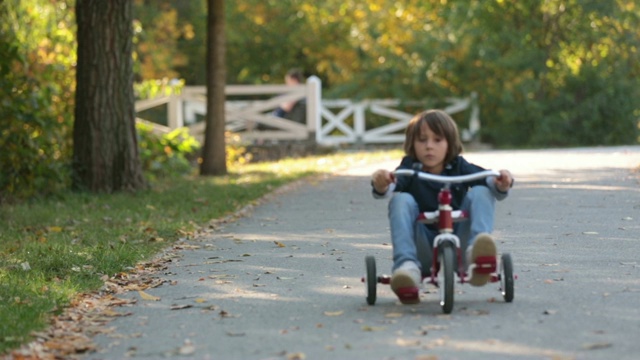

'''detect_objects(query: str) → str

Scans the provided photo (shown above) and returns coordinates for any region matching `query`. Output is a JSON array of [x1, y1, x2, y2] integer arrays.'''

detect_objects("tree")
[[73, 0, 146, 192], [199, 0, 227, 176]]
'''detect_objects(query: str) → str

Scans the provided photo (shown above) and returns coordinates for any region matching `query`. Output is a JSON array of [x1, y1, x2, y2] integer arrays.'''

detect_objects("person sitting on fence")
[[273, 68, 306, 125]]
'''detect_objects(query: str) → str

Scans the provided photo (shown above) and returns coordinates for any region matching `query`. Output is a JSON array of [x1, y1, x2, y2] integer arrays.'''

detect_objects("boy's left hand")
[[495, 170, 514, 192]]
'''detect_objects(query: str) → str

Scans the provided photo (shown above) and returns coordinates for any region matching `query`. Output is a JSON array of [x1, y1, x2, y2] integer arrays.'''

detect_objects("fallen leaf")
[[464, 309, 489, 316], [175, 244, 201, 250], [209, 274, 235, 279], [362, 325, 385, 332], [419, 325, 448, 331], [385, 312, 403, 318], [138, 290, 160, 301], [323, 311, 344, 317], [219, 310, 239, 318], [287, 352, 306, 360], [582, 342, 612, 350], [226, 331, 246, 337], [396, 338, 421, 347], [274, 241, 286, 247], [177, 340, 195, 355], [102, 309, 130, 317]]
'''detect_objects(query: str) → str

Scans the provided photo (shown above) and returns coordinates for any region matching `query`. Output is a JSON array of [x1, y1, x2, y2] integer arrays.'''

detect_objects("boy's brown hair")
[[403, 109, 463, 165]]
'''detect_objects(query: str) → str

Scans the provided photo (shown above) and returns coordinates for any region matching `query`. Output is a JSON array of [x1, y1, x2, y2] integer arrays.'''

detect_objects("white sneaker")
[[467, 233, 497, 286], [390, 261, 421, 304]]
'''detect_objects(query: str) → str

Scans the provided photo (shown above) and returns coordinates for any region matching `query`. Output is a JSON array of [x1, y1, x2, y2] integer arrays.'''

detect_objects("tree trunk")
[[73, 0, 146, 192], [200, 0, 227, 176]]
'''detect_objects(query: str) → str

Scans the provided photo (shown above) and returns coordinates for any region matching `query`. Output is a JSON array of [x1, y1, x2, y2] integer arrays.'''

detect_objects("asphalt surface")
[[88, 146, 640, 360]]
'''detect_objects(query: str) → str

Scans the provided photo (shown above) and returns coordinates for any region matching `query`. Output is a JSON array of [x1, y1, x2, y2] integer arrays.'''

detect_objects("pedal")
[[474, 255, 497, 274], [395, 287, 420, 304]]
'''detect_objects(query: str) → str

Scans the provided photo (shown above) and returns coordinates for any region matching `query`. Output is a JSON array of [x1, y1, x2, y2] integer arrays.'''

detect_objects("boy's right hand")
[[371, 169, 395, 194]]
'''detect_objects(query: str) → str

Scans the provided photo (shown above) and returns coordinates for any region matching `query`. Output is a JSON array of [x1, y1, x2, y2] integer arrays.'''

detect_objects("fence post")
[[354, 101, 366, 145], [468, 92, 480, 141], [167, 94, 184, 129], [306, 76, 321, 142]]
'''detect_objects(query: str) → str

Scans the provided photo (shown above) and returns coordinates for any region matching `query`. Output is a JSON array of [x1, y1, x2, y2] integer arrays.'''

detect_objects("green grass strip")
[[0, 150, 400, 354]]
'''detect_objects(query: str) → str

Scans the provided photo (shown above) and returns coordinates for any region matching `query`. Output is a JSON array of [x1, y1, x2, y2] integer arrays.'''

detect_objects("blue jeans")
[[388, 186, 496, 275]]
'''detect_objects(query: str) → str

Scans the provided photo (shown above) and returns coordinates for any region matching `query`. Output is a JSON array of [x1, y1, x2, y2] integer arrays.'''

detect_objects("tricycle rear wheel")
[[365, 255, 377, 305], [500, 253, 514, 302]]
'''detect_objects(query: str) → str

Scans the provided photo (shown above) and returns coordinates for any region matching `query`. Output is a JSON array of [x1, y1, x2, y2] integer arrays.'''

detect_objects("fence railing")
[[135, 76, 480, 146]]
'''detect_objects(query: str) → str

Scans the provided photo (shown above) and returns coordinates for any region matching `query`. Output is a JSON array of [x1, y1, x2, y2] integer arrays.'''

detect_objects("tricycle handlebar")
[[393, 169, 500, 184]]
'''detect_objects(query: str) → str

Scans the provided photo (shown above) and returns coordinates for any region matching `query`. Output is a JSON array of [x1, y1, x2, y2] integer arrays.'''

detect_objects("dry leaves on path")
[[8, 245, 179, 359], [8, 294, 136, 360]]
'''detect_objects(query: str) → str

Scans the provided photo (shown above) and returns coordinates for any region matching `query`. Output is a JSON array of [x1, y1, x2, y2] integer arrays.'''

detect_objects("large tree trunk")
[[73, 0, 146, 192], [200, 0, 227, 176]]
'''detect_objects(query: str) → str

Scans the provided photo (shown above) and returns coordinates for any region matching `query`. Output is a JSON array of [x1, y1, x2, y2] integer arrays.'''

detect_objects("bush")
[[136, 123, 200, 180]]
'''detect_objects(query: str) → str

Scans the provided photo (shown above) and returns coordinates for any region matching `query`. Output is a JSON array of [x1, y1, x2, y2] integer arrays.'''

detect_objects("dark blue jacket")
[[391, 155, 487, 212]]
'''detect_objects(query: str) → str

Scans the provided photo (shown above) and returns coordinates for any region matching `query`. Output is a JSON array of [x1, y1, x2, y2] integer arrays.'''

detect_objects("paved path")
[[89, 146, 640, 360]]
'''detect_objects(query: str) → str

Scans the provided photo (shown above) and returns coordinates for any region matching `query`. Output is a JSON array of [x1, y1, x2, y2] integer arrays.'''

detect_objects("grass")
[[0, 149, 401, 354]]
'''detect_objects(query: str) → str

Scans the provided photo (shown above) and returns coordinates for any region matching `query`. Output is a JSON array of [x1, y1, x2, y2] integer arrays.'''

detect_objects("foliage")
[[225, 132, 252, 166], [143, 0, 639, 146], [136, 123, 200, 180], [132, 0, 190, 80], [1, 0, 639, 201], [0, 0, 75, 203], [134, 78, 184, 100], [446, 0, 640, 147], [136, 123, 249, 181]]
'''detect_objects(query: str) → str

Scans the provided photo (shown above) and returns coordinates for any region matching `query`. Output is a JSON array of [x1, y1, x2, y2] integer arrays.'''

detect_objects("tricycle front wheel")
[[438, 244, 455, 314]]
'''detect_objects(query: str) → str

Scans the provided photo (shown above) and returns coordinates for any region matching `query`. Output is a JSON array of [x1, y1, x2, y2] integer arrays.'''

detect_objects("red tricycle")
[[363, 169, 515, 314]]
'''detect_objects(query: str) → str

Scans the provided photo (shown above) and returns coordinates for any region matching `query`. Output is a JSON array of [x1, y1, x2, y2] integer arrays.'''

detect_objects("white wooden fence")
[[134, 76, 480, 146]]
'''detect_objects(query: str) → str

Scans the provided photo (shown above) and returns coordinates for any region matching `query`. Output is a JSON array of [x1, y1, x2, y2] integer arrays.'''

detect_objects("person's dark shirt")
[[392, 155, 487, 212]]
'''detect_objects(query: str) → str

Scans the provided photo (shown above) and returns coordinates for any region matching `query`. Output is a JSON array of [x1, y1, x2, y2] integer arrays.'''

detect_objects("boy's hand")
[[495, 170, 514, 192], [371, 169, 394, 194]]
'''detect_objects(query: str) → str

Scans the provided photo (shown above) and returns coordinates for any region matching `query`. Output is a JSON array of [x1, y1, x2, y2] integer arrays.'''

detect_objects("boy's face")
[[414, 123, 448, 174]]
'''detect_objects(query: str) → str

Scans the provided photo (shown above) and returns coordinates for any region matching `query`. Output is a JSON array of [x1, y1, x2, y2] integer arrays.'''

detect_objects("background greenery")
[[1, 0, 639, 198]]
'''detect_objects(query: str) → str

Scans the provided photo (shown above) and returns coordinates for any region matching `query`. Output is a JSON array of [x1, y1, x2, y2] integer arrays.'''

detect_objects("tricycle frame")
[[363, 169, 515, 313]]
